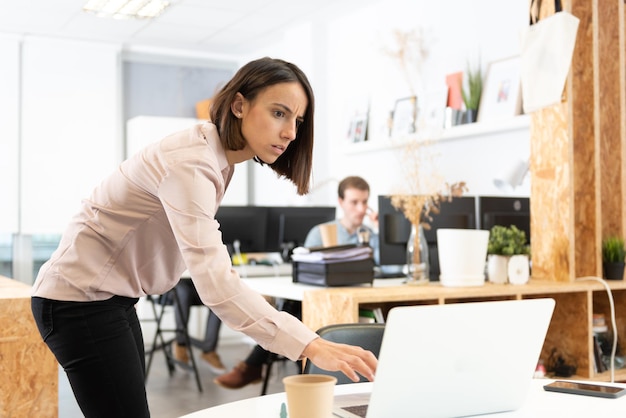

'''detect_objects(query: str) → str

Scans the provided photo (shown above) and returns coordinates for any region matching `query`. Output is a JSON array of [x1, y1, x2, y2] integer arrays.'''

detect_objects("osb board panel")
[[0, 291, 58, 417], [530, 0, 617, 281], [0, 275, 32, 299], [597, 0, 625, 239], [570, 0, 599, 279], [623, 1, 626, 237], [592, 288, 626, 346], [0, 340, 58, 417], [301, 279, 626, 330], [302, 292, 359, 332], [536, 292, 592, 377], [530, 105, 572, 282]]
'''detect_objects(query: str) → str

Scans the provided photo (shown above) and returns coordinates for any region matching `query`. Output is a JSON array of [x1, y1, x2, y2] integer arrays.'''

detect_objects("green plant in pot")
[[486, 225, 530, 284], [602, 236, 625, 280], [461, 62, 482, 124]]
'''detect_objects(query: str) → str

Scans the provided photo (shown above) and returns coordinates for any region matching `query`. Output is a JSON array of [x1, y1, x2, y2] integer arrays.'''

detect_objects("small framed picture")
[[420, 87, 449, 130], [390, 96, 418, 138], [348, 114, 368, 142], [478, 56, 522, 123]]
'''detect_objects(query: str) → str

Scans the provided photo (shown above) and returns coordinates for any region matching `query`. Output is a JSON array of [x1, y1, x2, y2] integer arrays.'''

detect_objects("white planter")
[[508, 254, 530, 285], [487, 254, 509, 284], [437, 229, 489, 287]]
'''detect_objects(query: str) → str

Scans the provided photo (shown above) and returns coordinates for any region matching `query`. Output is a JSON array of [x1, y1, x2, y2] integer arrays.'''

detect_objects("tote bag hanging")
[[520, 0, 579, 113]]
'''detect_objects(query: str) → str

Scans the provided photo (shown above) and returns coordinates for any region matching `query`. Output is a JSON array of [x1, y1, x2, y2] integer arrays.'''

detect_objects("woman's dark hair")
[[210, 57, 315, 195]]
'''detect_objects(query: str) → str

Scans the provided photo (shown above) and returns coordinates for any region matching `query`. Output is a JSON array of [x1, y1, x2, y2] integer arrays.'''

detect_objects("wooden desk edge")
[[301, 278, 626, 331]]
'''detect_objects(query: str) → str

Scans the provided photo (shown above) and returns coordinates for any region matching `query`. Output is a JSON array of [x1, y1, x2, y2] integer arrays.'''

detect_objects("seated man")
[[172, 279, 226, 374], [214, 175, 379, 389]]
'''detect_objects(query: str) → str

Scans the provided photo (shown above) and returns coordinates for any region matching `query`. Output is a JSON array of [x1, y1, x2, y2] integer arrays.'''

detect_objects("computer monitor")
[[478, 196, 531, 242], [378, 195, 412, 268], [265, 206, 336, 260], [378, 195, 477, 280], [214, 206, 269, 255]]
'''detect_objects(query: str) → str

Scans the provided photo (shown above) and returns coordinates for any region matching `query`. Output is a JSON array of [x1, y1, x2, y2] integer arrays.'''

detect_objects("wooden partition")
[[301, 279, 626, 381], [530, 0, 626, 282], [0, 276, 58, 417]]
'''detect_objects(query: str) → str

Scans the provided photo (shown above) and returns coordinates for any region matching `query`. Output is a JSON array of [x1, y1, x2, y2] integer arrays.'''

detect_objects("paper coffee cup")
[[283, 374, 337, 418], [319, 223, 338, 247]]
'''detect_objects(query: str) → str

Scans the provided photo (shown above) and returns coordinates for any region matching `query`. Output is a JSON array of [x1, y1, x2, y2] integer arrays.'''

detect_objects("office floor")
[[58, 341, 301, 418]]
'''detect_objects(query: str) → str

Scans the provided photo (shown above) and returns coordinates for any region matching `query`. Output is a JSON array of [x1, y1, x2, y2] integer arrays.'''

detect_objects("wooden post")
[[530, 0, 626, 282]]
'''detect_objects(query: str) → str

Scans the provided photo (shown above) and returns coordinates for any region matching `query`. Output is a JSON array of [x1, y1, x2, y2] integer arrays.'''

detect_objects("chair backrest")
[[303, 323, 385, 385]]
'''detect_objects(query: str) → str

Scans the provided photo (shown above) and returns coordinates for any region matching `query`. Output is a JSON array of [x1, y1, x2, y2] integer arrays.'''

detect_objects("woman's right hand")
[[302, 337, 377, 382]]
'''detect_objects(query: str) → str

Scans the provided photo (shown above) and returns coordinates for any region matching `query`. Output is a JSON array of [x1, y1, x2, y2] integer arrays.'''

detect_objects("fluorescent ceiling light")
[[83, 0, 170, 19]]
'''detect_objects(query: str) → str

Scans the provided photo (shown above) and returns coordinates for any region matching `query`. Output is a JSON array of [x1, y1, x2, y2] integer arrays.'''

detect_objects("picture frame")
[[420, 87, 449, 130], [347, 114, 368, 142], [477, 56, 523, 123], [390, 96, 418, 138]]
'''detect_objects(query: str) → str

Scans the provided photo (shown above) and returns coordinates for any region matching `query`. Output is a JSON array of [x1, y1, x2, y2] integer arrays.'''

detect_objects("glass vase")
[[405, 223, 429, 284]]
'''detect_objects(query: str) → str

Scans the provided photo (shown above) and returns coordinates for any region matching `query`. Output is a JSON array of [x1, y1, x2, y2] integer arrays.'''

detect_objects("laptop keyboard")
[[342, 404, 368, 417]]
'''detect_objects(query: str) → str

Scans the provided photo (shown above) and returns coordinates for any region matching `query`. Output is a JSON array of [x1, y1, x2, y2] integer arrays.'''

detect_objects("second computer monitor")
[[215, 206, 269, 255], [264, 206, 336, 259], [478, 196, 530, 243]]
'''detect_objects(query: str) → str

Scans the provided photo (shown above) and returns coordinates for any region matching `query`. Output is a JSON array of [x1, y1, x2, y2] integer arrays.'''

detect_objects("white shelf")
[[343, 114, 531, 155]]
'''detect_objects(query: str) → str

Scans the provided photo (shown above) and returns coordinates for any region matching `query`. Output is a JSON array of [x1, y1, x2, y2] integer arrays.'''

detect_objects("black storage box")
[[292, 258, 375, 286]]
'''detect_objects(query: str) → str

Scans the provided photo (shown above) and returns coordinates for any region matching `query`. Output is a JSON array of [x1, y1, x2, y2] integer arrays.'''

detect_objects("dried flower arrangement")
[[382, 26, 466, 281], [388, 132, 467, 282], [388, 131, 467, 230], [382, 28, 430, 96], [390, 182, 468, 231]]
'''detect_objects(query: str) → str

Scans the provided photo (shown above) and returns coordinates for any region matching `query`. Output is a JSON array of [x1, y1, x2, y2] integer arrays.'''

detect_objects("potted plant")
[[602, 236, 625, 280], [461, 61, 482, 124], [486, 225, 530, 284]]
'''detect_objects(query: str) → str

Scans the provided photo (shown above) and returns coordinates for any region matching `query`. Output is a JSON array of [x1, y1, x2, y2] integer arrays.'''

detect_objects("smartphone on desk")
[[544, 380, 626, 399]]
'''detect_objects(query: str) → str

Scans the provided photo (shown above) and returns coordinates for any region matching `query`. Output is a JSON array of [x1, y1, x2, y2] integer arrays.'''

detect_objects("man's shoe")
[[172, 342, 189, 363], [213, 361, 263, 389], [201, 351, 227, 374]]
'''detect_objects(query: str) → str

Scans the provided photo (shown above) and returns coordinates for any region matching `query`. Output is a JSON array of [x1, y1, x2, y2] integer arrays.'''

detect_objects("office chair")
[[261, 353, 301, 396], [303, 323, 386, 385], [144, 287, 203, 392]]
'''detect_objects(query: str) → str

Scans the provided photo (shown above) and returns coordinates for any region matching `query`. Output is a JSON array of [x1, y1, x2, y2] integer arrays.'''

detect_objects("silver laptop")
[[333, 298, 555, 418]]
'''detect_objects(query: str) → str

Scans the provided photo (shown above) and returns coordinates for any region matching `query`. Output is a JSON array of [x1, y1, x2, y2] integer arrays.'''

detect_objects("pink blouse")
[[32, 122, 317, 361]]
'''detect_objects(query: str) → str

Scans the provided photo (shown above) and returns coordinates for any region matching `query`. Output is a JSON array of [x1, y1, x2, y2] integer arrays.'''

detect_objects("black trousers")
[[173, 279, 222, 352], [31, 295, 150, 418]]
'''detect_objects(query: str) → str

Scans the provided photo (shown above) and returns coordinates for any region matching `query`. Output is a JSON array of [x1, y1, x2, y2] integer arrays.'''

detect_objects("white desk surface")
[[241, 276, 406, 302], [180, 379, 626, 417], [182, 263, 293, 279], [183, 264, 405, 302]]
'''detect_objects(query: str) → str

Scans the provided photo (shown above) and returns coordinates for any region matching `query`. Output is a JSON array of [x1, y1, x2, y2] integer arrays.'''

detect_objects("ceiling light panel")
[[83, 0, 170, 19]]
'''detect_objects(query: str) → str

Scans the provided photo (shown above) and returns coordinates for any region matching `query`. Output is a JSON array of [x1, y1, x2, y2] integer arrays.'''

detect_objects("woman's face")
[[236, 82, 308, 164]]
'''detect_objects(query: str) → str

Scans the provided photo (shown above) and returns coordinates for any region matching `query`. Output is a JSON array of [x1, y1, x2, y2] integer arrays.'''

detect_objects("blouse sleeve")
[[157, 155, 317, 361]]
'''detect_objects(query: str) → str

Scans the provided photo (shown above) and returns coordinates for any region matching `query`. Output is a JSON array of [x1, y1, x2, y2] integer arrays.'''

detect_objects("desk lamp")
[[493, 159, 529, 193]]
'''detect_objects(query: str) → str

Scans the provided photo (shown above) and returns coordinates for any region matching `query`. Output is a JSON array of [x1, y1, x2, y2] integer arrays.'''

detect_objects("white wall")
[[0, 35, 20, 233], [324, 0, 531, 208], [5, 1, 531, 230], [240, 21, 336, 207], [20, 37, 122, 234], [1, 1, 533, 282], [231, 0, 531, 210]]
